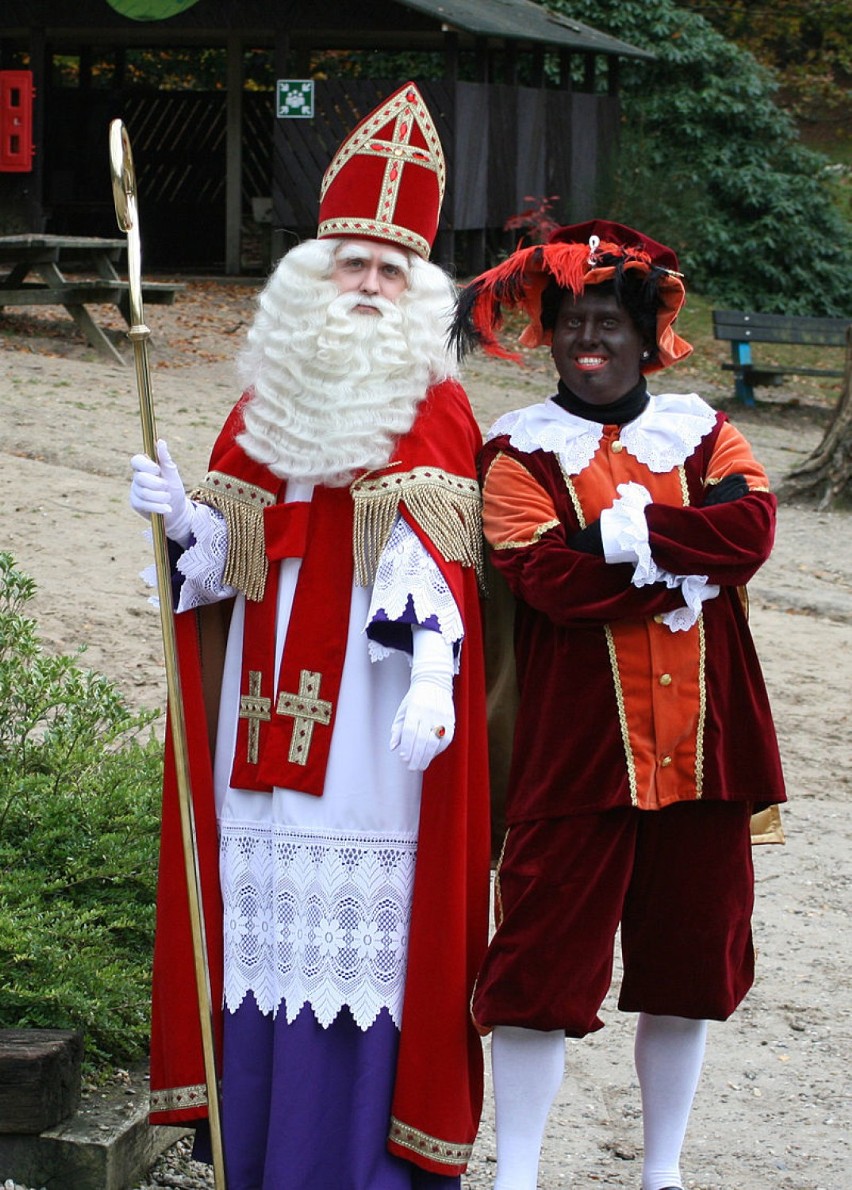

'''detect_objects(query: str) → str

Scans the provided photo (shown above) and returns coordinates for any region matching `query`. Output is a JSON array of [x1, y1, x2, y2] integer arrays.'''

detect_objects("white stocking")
[[491, 1026, 566, 1190], [634, 1013, 708, 1190]]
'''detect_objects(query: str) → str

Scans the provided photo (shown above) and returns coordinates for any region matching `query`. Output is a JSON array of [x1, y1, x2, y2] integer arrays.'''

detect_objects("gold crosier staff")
[[108, 119, 227, 1190]]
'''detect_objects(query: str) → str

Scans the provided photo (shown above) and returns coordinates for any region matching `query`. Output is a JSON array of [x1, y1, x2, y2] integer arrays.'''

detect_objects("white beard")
[[236, 241, 458, 487]]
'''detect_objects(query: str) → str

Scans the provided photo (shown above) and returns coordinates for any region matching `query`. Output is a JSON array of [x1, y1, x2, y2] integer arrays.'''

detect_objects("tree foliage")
[[550, 0, 851, 315], [674, 0, 851, 125]]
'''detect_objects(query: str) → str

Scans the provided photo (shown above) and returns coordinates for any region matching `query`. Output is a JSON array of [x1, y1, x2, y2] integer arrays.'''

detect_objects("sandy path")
[[1, 291, 849, 1189]]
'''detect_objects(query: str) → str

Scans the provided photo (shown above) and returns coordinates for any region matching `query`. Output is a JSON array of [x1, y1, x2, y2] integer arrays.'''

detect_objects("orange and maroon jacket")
[[481, 403, 785, 822]]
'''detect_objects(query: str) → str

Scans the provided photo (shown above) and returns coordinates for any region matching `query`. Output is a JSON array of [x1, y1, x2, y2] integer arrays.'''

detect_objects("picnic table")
[[0, 234, 184, 365]]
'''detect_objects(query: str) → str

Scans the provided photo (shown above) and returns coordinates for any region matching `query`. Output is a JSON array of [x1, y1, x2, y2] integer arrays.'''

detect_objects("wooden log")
[[0, 1029, 83, 1134]]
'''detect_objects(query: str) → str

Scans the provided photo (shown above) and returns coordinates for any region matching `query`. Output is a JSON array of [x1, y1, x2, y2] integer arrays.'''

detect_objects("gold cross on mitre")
[[238, 670, 272, 764], [274, 669, 333, 766]]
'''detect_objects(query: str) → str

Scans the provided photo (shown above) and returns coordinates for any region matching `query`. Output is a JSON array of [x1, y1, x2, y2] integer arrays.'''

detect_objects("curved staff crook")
[[109, 119, 227, 1190]]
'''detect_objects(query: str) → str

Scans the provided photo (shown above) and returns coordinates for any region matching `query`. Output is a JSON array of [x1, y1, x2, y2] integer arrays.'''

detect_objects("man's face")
[[329, 239, 411, 314], [551, 287, 649, 405]]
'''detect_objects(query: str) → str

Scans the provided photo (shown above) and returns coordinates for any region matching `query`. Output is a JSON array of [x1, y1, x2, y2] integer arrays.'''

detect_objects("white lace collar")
[[486, 392, 717, 475]]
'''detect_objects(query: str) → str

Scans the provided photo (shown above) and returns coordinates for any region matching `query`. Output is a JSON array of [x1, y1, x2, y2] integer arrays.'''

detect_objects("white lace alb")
[[220, 821, 416, 1030]]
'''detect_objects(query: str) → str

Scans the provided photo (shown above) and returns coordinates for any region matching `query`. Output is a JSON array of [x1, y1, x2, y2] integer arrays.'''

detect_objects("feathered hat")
[[451, 219, 692, 373], [316, 82, 445, 261]]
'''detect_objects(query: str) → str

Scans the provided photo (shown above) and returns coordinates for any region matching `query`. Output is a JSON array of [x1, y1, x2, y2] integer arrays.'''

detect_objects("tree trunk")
[[777, 326, 852, 509]]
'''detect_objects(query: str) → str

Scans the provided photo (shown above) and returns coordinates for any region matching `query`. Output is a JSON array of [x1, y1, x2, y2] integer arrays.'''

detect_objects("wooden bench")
[[0, 279, 182, 307], [0, 278, 185, 363], [712, 309, 849, 406], [0, 235, 185, 363]]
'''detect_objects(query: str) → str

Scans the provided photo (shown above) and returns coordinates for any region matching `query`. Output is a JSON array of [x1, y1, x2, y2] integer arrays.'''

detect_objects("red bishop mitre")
[[316, 82, 446, 261]]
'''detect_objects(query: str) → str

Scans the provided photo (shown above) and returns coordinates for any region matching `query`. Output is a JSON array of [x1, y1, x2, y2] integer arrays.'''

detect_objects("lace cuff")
[[175, 505, 237, 611], [661, 575, 720, 632], [366, 517, 464, 663]]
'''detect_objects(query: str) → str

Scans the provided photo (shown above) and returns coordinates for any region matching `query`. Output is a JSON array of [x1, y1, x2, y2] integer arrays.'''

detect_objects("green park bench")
[[712, 309, 849, 406]]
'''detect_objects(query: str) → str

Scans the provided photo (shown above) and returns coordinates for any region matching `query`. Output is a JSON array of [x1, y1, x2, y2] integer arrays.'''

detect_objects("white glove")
[[129, 439, 195, 548], [390, 626, 456, 772]]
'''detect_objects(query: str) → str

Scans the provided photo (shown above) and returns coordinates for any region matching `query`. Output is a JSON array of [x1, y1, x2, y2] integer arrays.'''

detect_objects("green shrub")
[[0, 553, 163, 1074]]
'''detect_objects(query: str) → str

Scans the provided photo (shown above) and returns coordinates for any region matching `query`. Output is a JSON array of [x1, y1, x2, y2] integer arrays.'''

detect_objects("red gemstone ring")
[[433, 725, 446, 739]]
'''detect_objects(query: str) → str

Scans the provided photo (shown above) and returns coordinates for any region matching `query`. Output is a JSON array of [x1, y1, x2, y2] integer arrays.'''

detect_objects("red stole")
[[230, 486, 354, 796]]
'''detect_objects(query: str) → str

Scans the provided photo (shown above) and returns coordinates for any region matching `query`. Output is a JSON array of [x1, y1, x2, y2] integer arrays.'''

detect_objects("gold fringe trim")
[[190, 471, 278, 603], [389, 1117, 473, 1168], [351, 467, 484, 590]]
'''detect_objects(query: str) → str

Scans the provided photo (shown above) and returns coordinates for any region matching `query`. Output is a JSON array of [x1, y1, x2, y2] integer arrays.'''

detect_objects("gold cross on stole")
[[275, 669, 333, 766], [238, 670, 272, 764]]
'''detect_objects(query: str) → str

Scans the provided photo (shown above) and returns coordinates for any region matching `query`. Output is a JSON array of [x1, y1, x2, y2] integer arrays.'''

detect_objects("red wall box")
[[0, 70, 35, 172]]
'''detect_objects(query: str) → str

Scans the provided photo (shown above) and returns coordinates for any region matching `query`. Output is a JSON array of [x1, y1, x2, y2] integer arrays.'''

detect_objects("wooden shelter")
[[0, 1, 653, 273]]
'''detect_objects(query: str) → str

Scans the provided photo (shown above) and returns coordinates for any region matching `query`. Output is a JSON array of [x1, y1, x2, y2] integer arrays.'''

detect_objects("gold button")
[[611, 440, 624, 453], [653, 614, 664, 624], [661, 755, 672, 767], [659, 673, 672, 686]]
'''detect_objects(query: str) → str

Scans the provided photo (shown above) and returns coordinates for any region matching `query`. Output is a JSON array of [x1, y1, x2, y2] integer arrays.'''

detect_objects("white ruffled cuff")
[[660, 575, 720, 632], [599, 482, 721, 632], [600, 482, 656, 583]]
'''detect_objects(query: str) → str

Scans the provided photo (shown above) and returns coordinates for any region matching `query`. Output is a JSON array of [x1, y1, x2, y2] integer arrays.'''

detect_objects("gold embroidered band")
[[149, 1081, 208, 1114], [388, 1117, 474, 1168]]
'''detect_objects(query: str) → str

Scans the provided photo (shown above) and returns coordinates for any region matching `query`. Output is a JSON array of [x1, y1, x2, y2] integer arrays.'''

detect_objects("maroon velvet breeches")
[[473, 800, 755, 1035]]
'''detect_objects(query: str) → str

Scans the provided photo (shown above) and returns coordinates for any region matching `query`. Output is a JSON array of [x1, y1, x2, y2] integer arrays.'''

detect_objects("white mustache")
[[331, 291, 397, 318]]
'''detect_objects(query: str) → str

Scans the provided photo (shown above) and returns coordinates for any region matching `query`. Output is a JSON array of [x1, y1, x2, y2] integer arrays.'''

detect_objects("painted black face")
[[551, 287, 650, 406]]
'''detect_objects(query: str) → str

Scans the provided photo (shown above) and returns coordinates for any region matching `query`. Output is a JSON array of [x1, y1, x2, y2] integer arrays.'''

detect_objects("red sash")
[[229, 486, 354, 796]]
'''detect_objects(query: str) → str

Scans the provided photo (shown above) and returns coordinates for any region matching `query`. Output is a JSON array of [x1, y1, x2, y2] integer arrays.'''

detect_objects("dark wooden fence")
[[45, 80, 620, 271]]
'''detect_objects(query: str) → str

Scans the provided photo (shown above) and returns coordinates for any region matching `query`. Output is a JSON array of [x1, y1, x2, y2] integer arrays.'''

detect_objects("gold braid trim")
[[190, 471, 277, 603], [604, 624, 639, 806], [351, 467, 484, 590], [389, 1117, 474, 1167]]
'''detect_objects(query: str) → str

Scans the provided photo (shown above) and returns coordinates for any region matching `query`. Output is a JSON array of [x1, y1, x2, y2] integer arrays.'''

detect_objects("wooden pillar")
[[583, 53, 596, 93], [531, 45, 545, 88], [505, 41, 518, 85], [474, 38, 488, 82], [559, 49, 573, 91], [113, 47, 126, 89], [79, 46, 92, 90], [607, 55, 620, 96], [225, 31, 243, 274], [443, 30, 459, 81], [28, 28, 47, 231], [271, 18, 294, 262]]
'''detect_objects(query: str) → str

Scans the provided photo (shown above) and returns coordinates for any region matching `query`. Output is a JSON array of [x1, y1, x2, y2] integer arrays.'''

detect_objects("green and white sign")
[[276, 80, 315, 119]]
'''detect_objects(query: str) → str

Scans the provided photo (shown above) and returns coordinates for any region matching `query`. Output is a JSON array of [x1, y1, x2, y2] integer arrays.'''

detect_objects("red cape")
[[148, 379, 491, 1176]]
